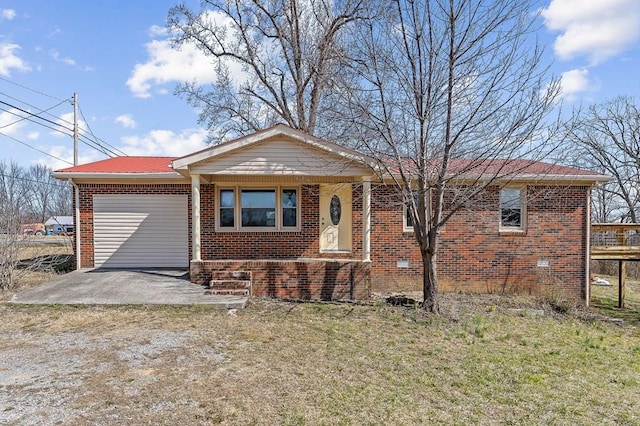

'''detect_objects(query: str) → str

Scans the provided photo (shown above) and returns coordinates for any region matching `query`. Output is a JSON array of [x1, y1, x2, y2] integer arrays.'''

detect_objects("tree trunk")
[[422, 249, 439, 313]]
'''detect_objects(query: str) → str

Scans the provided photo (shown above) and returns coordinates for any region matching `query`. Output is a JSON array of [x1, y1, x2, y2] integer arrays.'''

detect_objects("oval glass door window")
[[330, 195, 341, 225]]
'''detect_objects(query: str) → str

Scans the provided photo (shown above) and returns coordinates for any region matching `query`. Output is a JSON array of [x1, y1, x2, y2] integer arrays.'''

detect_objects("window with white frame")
[[403, 190, 426, 232], [218, 186, 299, 231], [500, 187, 524, 230]]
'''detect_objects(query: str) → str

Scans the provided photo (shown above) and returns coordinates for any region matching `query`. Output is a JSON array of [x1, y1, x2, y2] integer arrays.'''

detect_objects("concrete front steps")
[[205, 271, 252, 297]]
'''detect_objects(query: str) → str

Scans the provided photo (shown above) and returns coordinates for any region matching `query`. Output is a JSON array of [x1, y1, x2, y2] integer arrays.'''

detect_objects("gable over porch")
[[171, 125, 377, 300]]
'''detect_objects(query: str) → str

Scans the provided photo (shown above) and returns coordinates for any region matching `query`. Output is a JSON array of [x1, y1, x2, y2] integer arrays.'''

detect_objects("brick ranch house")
[[53, 125, 609, 302]]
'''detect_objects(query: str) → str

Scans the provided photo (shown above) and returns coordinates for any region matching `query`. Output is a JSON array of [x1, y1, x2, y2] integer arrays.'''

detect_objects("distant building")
[[45, 216, 74, 234]]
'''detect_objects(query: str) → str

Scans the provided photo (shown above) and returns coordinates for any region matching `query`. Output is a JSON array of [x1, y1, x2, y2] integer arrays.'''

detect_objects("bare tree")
[[0, 162, 73, 290], [24, 164, 57, 223], [346, 0, 561, 312], [0, 161, 28, 289], [568, 96, 640, 223], [168, 0, 366, 142]]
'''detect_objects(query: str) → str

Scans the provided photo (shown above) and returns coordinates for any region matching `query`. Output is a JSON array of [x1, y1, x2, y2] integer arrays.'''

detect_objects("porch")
[[191, 258, 371, 301], [186, 179, 373, 301], [591, 223, 640, 308], [171, 126, 378, 301]]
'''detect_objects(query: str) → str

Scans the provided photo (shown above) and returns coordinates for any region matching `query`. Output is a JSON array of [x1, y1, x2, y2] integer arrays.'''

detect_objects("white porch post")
[[191, 174, 201, 261], [363, 178, 371, 262]]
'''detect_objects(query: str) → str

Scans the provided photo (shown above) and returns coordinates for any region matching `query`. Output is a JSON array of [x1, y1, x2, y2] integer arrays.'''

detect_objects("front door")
[[319, 184, 352, 252]]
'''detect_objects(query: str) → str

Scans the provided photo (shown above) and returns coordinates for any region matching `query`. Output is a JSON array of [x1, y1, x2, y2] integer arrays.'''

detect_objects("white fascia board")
[[51, 172, 186, 181], [385, 173, 612, 184], [493, 174, 612, 184]]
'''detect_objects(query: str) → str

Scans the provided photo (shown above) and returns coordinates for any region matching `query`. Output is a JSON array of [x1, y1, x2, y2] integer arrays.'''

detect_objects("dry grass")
[[2, 242, 639, 424], [591, 274, 640, 324], [1, 296, 639, 425], [0, 239, 73, 301]]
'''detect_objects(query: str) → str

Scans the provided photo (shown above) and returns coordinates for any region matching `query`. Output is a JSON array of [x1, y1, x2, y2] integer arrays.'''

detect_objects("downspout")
[[585, 186, 592, 307], [69, 178, 81, 270]]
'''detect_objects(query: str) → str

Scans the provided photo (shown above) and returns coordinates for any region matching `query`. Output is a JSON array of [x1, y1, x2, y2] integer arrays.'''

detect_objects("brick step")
[[205, 288, 250, 297], [208, 279, 252, 290], [211, 270, 252, 281]]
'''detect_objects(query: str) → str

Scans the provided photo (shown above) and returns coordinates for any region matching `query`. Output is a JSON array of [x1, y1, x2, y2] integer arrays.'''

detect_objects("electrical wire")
[[0, 98, 70, 129], [0, 76, 65, 102], [0, 78, 127, 160], [0, 130, 73, 166], [0, 100, 116, 158], [77, 104, 128, 156], [0, 172, 70, 188], [0, 101, 74, 135]]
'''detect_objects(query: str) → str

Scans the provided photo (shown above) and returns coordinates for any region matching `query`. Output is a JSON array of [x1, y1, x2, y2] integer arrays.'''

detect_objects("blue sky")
[[0, 0, 639, 169]]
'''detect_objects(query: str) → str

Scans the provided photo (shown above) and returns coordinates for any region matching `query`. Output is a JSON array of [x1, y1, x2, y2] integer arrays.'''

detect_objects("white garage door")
[[93, 194, 188, 268]]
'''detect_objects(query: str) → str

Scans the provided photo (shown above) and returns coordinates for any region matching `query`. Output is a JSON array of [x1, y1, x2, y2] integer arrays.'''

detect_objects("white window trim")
[[499, 186, 526, 232], [215, 185, 301, 232], [403, 190, 429, 233]]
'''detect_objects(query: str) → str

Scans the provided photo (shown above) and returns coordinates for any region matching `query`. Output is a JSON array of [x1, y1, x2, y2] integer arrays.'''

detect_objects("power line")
[[0, 80, 127, 160], [77, 103, 128, 157], [0, 130, 73, 166], [0, 172, 70, 188], [0, 100, 74, 136], [0, 99, 115, 158], [0, 89, 72, 123], [0, 98, 70, 129], [0, 76, 65, 102]]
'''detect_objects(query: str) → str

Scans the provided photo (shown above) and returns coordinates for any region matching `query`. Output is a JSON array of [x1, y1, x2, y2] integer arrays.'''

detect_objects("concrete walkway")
[[11, 269, 247, 308]]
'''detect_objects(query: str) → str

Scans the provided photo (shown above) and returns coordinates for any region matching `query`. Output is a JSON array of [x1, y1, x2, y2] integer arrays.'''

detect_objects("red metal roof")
[[55, 154, 603, 179], [55, 157, 176, 173], [390, 157, 603, 177]]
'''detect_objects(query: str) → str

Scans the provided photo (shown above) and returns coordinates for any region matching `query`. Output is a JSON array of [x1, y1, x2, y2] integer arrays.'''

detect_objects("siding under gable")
[[189, 138, 372, 176]]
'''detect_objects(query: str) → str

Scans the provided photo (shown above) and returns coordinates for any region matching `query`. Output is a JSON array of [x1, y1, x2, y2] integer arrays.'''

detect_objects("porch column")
[[363, 178, 371, 262], [191, 174, 201, 261]]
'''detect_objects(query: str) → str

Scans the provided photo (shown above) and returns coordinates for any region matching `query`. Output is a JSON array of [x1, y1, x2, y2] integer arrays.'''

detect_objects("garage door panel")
[[93, 194, 188, 268]]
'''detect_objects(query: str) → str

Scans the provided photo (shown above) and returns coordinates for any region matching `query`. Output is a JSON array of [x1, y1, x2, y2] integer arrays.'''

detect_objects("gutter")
[[585, 187, 591, 307], [68, 178, 81, 270], [52, 172, 186, 180]]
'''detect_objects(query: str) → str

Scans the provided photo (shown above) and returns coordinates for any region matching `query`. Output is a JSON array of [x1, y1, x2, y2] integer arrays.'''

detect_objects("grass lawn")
[[2, 242, 639, 424], [591, 274, 640, 324], [1, 296, 639, 425]]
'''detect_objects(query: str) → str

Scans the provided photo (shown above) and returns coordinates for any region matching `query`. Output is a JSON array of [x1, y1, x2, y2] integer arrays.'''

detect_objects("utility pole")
[[73, 92, 78, 166]]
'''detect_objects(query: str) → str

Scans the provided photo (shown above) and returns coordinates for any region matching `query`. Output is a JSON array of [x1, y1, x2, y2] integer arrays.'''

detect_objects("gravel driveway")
[[0, 305, 235, 425]]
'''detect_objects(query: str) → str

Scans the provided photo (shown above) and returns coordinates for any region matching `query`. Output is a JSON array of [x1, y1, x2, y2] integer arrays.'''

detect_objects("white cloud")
[[48, 27, 61, 38], [559, 68, 592, 101], [0, 109, 28, 136], [43, 145, 102, 171], [120, 128, 208, 156], [542, 0, 640, 65], [126, 39, 217, 98], [148, 25, 168, 37], [50, 49, 76, 66], [1, 9, 16, 20], [127, 13, 248, 98], [115, 114, 136, 129], [0, 43, 30, 76]]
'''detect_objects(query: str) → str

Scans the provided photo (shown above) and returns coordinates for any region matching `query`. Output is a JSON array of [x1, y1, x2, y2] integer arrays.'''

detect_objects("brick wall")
[[76, 181, 589, 301], [200, 184, 362, 260], [191, 259, 370, 300], [369, 184, 589, 300]]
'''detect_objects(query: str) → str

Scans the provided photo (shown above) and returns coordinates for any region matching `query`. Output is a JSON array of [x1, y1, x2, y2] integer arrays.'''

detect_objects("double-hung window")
[[404, 190, 427, 232], [500, 187, 525, 230], [218, 186, 299, 231]]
